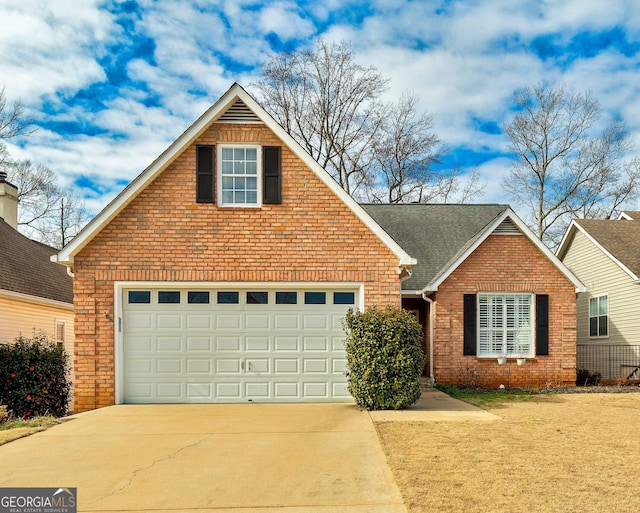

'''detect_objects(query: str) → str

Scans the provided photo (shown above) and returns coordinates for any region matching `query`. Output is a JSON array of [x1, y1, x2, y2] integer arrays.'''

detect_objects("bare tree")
[[502, 82, 638, 247], [255, 41, 485, 203], [0, 87, 33, 141], [372, 92, 443, 203], [254, 40, 387, 197], [7, 160, 89, 249], [0, 88, 34, 168]]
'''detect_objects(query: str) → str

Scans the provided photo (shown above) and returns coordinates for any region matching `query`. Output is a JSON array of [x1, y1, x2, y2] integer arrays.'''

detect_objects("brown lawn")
[[376, 392, 640, 513]]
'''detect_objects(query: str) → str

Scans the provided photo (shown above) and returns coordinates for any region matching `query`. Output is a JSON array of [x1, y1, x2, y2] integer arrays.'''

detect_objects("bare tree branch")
[[502, 81, 637, 247]]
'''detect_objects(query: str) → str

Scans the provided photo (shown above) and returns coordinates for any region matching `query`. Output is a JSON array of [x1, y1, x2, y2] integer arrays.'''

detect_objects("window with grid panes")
[[478, 294, 534, 357]]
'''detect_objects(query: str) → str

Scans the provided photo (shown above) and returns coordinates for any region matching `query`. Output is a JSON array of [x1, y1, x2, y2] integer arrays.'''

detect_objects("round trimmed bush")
[[343, 306, 424, 410]]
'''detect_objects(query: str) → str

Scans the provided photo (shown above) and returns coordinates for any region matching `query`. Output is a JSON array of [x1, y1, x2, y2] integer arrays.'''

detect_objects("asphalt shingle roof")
[[0, 219, 73, 304], [361, 203, 509, 291], [574, 217, 640, 278]]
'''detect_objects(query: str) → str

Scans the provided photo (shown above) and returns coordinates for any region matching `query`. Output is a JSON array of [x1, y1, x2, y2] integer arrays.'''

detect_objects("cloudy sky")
[[2, 0, 640, 216]]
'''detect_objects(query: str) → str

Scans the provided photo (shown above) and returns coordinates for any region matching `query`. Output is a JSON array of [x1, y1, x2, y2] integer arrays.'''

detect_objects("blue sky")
[[2, 0, 640, 216]]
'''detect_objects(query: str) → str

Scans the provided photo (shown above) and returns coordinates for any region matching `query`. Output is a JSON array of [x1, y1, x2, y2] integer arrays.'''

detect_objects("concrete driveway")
[[0, 403, 406, 512]]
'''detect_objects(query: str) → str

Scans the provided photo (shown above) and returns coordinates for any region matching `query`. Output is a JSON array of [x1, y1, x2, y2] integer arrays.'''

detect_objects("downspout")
[[422, 292, 435, 386]]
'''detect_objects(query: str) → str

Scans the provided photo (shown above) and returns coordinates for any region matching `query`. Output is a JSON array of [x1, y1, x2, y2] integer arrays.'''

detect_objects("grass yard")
[[0, 416, 62, 445], [376, 390, 640, 513]]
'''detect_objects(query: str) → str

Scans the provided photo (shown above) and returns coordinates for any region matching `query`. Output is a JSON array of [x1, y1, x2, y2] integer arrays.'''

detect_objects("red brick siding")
[[432, 234, 577, 388], [72, 123, 402, 411]]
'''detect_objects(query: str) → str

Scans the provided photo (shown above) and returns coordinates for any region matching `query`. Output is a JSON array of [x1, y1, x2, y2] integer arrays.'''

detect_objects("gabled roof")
[[618, 210, 640, 221], [0, 219, 73, 305], [362, 203, 586, 293], [53, 83, 415, 270], [557, 218, 640, 281]]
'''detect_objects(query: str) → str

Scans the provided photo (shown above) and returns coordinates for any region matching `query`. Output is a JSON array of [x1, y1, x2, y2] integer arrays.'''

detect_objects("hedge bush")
[[343, 306, 424, 410], [0, 332, 71, 418]]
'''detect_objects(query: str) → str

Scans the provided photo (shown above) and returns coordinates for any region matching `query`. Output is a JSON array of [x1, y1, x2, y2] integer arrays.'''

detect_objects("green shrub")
[[343, 306, 424, 410], [0, 332, 71, 418]]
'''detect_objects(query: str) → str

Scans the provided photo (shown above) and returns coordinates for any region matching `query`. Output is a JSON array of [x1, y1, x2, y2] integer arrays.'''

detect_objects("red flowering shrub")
[[0, 332, 71, 418]]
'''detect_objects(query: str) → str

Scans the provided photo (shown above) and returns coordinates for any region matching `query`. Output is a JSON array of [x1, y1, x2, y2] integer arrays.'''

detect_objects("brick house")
[[54, 84, 584, 411]]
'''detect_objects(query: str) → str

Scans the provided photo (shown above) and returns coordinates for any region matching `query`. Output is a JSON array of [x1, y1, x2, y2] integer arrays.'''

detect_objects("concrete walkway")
[[368, 388, 500, 422], [0, 403, 406, 513]]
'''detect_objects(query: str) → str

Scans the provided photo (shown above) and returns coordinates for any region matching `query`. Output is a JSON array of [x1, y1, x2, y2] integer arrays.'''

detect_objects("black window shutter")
[[196, 145, 215, 203], [263, 146, 281, 204], [536, 294, 549, 356], [463, 294, 477, 356]]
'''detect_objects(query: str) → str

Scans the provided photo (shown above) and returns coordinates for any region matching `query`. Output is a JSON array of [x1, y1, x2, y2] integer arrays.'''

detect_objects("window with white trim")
[[55, 321, 65, 350], [478, 294, 534, 357], [589, 295, 608, 338], [219, 145, 260, 206]]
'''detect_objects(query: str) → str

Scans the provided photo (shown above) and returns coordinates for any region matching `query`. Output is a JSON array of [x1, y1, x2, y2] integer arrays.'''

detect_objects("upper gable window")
[[219, 145, 260, 207]]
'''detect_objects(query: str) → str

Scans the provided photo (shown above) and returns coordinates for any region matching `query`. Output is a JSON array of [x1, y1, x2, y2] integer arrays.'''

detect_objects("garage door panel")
[[187, 383, 212, 399], [215, 359, 241, 373], [333, 358, 347, 374], [303, 337, 328, 351], [332, 382, 350, 397], [126, 382, 152, 400], [187, 359, 211, 373], [156, 382, 182, 399], [217, 382, 242, 398], [128, 313, 153, 330], [303, 359, 328, 373], [186, 337, 211, 351], [216, 337, 241, 351], [158, 314, 181, 329], [246, 337, 269, 351], [122, 286, 356, 403], [158, 336, 182, 351], [274, 382, 298, 398], [245, 314, 270, 329], [274, 337, 298, 351], [157, 359, 182, 374], [217, 314, 241, 329], [187, 314, 211, 329], [303, 315, 328, 329], [303, 382, 329, 398], [244, 382, 269, 397], [274, 314, 298, 329], [127, 336, 153, 352], [332, 337, 346, 350], [125, 358, 153, 374], [274, 358, 298, 373]]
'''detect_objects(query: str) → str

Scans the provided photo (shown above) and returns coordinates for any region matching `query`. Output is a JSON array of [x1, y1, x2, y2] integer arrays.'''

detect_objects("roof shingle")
[[0, 219, 73, 304], [361, 204, 508, 290], [573, 218, 640, 278]]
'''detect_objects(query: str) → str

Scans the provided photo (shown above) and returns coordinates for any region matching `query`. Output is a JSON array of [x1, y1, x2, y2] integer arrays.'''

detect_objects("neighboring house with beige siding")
[[0, 172, 74, 359], [558, 213, 640, 380]]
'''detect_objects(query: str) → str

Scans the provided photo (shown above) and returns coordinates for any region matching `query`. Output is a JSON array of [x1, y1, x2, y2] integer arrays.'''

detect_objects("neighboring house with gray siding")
[[557, 212, 640, 380]]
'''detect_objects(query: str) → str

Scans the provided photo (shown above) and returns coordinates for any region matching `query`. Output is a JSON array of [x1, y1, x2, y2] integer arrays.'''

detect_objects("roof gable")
[[54, 83, 415, 269], [363, 204, 585, 293], [558, 219, 640, 281], [0, 220, 73, 304]]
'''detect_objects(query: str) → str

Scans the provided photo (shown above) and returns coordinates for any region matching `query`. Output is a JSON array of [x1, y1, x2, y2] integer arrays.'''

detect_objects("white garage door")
[[121, 286, 358, 403]]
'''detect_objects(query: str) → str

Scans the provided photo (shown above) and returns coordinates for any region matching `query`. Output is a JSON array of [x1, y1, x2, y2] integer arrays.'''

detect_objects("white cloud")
[[0, 0, 114, 102], [258, 2, 316, 40]]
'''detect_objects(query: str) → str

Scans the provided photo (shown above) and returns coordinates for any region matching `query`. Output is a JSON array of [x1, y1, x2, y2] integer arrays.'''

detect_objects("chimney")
[[0, 171, 19, 229]]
